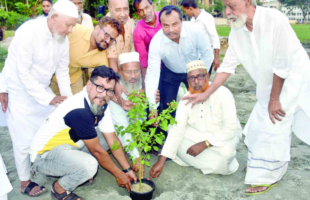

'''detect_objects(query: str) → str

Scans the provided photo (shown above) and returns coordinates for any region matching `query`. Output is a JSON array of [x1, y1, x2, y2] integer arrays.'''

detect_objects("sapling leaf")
[[141, 160, 145, 165], [145, 161, 150, 167], [146, 154, 150, 160], [133, 158, 137, 165], [130, 156, 133, 160], [153, 146, 159, 151], [155, 137, 163, 145]]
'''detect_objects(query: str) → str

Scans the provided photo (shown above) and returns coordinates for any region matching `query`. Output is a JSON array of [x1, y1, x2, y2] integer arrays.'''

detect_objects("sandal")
[[245, 182, 278, 196], [242, 167, 247, 174], [21, 181, 48, 197], [51, 181, 82, 200]]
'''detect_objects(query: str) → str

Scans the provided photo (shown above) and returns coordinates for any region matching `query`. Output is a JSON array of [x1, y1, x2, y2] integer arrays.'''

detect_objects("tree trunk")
[[4, 0, 8, 12]]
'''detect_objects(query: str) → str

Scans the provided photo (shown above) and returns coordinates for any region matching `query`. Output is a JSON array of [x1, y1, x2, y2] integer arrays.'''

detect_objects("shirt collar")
[[82, 86, 92, 107], [195, 9, 205, 21], [83, 28, 93, 41], [163, 23, 187, 43]]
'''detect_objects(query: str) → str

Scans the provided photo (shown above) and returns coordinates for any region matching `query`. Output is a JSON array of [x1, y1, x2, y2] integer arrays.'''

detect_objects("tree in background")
[[280, 0, 310, 22]]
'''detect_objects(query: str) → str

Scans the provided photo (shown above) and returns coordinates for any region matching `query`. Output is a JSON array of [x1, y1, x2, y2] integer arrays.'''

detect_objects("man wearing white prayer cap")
[[149, 60, 242, 179], [0, 0, 78, 197], [108, 52, 160, 176]]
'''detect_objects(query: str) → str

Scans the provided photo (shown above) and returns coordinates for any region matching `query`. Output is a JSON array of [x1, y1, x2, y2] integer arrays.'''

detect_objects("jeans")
[[33, 144, 98, 191]]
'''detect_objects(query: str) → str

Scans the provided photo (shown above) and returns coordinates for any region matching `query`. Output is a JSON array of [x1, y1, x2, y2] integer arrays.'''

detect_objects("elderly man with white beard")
[[109, 52, 159, 176], [0, 0, 78, 197], [183, 0, 310, 196], [70, 0, 94, 29]]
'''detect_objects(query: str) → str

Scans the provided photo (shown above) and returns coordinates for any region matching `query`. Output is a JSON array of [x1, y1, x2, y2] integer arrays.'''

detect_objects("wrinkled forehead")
[[224, 0, 242, 6], [109, 0, 129, 8]]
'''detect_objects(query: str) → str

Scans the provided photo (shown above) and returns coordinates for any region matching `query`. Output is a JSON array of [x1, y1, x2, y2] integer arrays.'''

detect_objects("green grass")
[[0, 62, 4, 72], [216, 24, 310, 43], [4, 30, 15, 40]]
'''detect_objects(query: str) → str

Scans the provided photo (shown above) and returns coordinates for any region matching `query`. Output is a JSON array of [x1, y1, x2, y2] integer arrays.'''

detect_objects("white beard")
[[53, 32, 65, 43], [119, 76, 142, 94], [77, 8, 83, 24], [228, 14, 248, 29]]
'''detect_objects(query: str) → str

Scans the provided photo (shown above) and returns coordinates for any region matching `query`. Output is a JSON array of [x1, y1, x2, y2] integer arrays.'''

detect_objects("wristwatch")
[[122, 166, 133, 173]]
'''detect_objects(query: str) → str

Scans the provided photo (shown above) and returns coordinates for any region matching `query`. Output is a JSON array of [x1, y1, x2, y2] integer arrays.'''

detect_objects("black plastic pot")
[[130, 178, 155, 200]]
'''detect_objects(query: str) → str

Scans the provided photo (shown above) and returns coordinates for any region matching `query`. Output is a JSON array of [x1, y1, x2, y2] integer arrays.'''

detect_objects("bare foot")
[[245, 186, 268, 194], [21, 180, 46, 196]]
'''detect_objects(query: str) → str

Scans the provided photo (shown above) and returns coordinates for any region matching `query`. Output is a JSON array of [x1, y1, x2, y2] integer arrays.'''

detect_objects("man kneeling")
[[149, 60, 242, 178], [30, 66, 137, 200]]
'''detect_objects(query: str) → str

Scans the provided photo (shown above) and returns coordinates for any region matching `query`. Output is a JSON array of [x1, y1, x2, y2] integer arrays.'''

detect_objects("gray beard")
[[77, 9, 83, 24], [89, 103, 104, 116], [119, 76, 142, 94]]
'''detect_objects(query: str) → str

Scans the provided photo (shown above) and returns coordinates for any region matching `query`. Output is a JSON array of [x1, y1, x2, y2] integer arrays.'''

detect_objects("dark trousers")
[[158, 64, 188, 118]]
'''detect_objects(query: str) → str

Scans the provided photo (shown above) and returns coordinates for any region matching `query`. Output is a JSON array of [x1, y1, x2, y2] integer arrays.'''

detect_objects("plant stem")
[[139, 151, 142, 191]]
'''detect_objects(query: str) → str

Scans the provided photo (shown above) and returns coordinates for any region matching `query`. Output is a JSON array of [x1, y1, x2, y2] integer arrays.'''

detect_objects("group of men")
[[0, 0, 310, 199]]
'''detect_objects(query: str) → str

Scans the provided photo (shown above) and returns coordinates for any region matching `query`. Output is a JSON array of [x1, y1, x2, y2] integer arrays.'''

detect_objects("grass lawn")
[[4, 30, 15, 40], [216, 24, 310, 43], [0, 62, 4, 72]]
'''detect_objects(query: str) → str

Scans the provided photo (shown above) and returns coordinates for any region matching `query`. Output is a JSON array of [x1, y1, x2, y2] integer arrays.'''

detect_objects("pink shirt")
[[133, 12, 162, 68]]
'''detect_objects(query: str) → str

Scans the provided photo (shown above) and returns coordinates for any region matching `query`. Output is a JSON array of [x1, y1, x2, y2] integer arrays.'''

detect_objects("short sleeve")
[[98, 106, 115, 133], [64, 109, 97, 140]]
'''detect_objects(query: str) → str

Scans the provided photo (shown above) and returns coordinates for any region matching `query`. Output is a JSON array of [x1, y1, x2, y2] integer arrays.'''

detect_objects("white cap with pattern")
[[53, 0, 78, 18], [186, 60, 206, 73], [119, 52, 140, 65]]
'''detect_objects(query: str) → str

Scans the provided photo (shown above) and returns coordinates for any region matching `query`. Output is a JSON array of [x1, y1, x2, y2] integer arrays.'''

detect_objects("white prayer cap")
[[119, 52, 140, 65], [53, 0, 78, 18], [186, 60, 206, 73]]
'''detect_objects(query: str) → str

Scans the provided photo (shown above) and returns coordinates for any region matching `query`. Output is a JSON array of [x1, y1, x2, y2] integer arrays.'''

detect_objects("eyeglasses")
[[123, 69, 141, 75], [91, 80, 115, 97], [187, 73, 207, 82], [100, 27, 117, 45]]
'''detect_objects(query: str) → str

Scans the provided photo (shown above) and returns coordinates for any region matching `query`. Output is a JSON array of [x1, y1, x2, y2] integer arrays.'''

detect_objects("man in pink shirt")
[[133, 0, 162, 90]]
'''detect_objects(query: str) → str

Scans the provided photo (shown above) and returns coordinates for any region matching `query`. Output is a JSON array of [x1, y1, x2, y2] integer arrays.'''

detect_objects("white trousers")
[[244, 106, 310, 184], [172, 137, 240, 175], [0, 155, 12, 198], [6, 92, 54, 181]]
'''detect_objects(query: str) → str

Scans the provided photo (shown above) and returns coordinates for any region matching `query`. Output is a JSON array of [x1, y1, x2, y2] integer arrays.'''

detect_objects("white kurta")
[[1, 17, 72, 181], [161, 86, 242, 175], [81, 13, 94, 29], [217, 6, 310, 184], [0, 73, 7, 127], [108, 92, 140, 159], [0, 154, 12, 199]]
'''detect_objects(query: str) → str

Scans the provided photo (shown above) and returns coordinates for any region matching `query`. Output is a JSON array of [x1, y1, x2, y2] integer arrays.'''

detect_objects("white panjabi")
[[186, 60, 206, 73], [53, 0, 78, 18], [119, 52, 140, 65]]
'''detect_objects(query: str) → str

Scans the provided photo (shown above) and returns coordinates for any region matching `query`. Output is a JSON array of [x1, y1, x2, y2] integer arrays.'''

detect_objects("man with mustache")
[[108, 52, 160, 176], [145, 5, 213, 124], [51, 16, 122, 95], [70, 0, 94, 29], [183, 0, 310, 195], [106, 0, 134, 73], [133, 0, 162, 90], [149, 60, 242, 179], [0, 0, 78, 197], [30, 66, 137, 200], [180, 0, 221, 73]]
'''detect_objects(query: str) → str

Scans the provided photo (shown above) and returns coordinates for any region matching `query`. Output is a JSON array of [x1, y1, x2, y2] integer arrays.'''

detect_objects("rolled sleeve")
[[145, 37, 161, 108], [197, 29, 214, 72], [272, 15, 291, 79], [107, 44, 118, 59], [55, 39, 73, 97], [133, 28, 148, 68], [216, 46, 240, 75]]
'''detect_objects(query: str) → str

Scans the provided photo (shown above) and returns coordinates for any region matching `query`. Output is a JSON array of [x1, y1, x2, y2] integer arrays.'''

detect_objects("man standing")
[[70, 0, 94, 29], [107, 0, 134, 73], [40, 0, 52, 17], [183, 0, 310, 195], [31, 66, 137, 199], [180, 0, 221, 73], [133, 0, 162, 89], [51, 16, 122, 95], [146, 5, 213, 118], [149, 60, 241, 179], [0, 0, 78, 197]]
